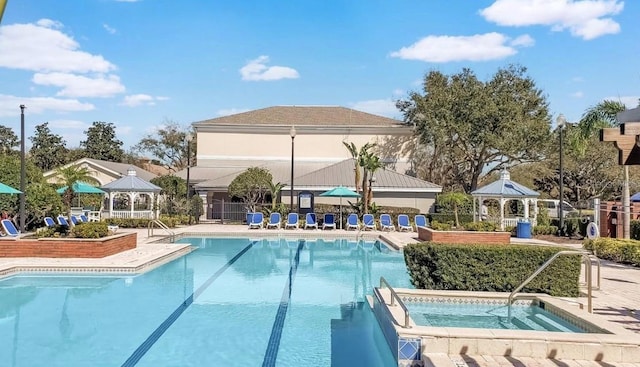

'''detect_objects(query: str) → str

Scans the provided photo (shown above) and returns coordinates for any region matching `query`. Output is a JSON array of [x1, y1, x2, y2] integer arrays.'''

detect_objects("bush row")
[[36, 222, 110, 239], [404, 242, 581, 297], [104, 216, 181, 228], [583, 238, 640, 266]]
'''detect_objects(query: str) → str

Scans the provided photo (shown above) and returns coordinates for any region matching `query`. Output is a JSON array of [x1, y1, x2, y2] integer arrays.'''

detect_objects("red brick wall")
[[0, 232, 137, 258], [417, 226, 511, 244]]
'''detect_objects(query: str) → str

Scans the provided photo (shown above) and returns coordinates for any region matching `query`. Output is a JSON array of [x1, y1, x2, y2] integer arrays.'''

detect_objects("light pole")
[[290, 126, 296, 213], [557, 114, 567, 236], [19, 105, 26, 232], [185, 133, 193, 225]]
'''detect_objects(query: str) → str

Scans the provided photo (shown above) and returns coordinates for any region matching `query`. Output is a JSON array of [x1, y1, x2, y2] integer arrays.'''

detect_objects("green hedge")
[[427, 213, 474, 226], [533, 225, 558, 235], [463, 221, 498, 232], [71, 222, 109, 238], [583, 238, 640, 266], [404, 242, 581, 297], [104, 217, 179, 228]]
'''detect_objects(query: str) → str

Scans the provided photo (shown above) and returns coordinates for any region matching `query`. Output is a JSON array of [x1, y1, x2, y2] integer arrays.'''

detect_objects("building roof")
[[193, 106, 404, 127], [293, 159, 441, 192], [101, 168, 161, 192], [617, 107, 640, 123], [471, 170, 539, 198], [84, 158, 158, 181]]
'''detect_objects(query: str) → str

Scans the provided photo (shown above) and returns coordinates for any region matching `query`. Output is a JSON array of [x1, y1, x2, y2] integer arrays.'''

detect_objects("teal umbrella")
[[320, 186, 360, 229], [56, 181, 105, 194], [0, 182, 21, 194]]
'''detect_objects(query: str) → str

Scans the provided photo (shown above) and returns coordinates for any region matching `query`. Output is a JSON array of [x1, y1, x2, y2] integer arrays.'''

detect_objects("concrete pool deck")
[[1, 224, 639, 366]]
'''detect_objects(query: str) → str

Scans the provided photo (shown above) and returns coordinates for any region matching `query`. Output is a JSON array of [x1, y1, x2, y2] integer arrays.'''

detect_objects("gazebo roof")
[[101, 167, 161, 192], [471, 170, 539, 198]]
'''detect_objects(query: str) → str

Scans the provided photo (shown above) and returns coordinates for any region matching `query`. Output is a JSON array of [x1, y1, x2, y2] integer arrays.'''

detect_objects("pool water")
[[0, 237, 412, 367], [407, 302, 586, 333]]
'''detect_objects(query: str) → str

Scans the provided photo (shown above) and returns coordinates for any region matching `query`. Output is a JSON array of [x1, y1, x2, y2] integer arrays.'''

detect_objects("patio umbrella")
[[320, 186, 360, 229], [0, 182, 21, 194], [56, 181, 105, 195]]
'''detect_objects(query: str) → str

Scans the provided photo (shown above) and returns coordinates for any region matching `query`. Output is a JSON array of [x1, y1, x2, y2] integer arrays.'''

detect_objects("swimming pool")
[[407, 302, 586, 332], [0, 237, 412, 366]]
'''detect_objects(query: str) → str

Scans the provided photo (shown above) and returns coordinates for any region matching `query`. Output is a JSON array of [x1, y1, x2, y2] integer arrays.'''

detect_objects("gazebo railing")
[[487, 217, 537, 229], [102, 210, 155, 219]]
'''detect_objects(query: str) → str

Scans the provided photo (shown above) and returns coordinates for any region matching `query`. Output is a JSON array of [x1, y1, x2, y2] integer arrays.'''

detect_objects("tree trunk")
[[623, 165, 630, 239]]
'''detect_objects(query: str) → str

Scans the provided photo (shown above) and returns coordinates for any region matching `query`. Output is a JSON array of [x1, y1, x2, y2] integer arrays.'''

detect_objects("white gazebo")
[[101, 168, 162, 219], [471, 169, 540, 230]]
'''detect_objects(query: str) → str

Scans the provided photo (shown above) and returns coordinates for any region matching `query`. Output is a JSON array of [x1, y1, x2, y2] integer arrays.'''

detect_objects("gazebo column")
[[524, 198, 530, 219], [129, 192, 136, 218], [473, 197, 477, 222], [499, 198, 505, 231], [152, 192, 159, 219], [109, 193, 114, 219]]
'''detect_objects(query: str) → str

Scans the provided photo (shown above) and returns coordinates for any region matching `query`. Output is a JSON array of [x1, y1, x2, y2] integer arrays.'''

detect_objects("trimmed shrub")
[[532, 225, 558, 235], [430, 221, 452, 231], [583, 238, 640, 266], [428, 213, 473, 226], [463, 221, 498, 232], [104, 217, 178, 228], [71, 222, 109, 239], [404, 242, 581, 297]]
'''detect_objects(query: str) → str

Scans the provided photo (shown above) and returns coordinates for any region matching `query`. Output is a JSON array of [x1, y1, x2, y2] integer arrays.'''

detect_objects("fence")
[[209, 199, 260, 223]]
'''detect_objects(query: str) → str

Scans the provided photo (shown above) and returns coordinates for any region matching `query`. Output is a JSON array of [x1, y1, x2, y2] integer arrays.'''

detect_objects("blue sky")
[[0, 0, 638, 149]]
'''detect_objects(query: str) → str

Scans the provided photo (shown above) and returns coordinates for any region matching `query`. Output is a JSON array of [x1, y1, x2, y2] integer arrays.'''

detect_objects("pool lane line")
[[120, 241, 255, 367], [261, 240, 305, 367]]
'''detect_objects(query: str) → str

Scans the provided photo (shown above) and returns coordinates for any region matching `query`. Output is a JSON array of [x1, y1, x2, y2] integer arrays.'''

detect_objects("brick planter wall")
[[0, 232, 137, 258], [417, 226, 511, 244]]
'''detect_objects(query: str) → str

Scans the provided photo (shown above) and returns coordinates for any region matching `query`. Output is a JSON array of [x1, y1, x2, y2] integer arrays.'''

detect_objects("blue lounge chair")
[[57, 216, 70, 227], [248, 212, 264, 229], [44, 216, 56, 228], [266, 212, 281, 229], [70, 215, 81, 226], [1, 219, 19, 237], [414, 214, 428, 230], [284, 213, 299, 229], [363, 214, 376, 231], [79, 214, 89, 223], [397, 214, 412, 232], [304, 213, 318, 230], [380, 214, 394, 231], [346, 213, 359, 230], [322, 213, 336, 230]]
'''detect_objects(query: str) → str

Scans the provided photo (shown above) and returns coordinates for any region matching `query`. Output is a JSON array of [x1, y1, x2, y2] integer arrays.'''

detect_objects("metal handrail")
[[147, 219, 175, 242], [379, 277, 411, 328], [508, 250, 593, 318]]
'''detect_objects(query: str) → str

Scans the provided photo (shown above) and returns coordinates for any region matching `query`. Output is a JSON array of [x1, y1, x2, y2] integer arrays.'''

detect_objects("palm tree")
[[55, 166, 98, 226], [343, 142, 361, 192], [578, 100, 628, 237], [267, 181, 285, 210], [363, 153, 383, 211]]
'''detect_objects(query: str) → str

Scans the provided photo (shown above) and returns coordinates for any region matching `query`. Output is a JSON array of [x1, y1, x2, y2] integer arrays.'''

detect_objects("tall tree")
[[54, 165, 98, 226], [363, 152, 383, 212], [397, 64, 551, 192], [29, 122, 69, 171], [80, 121, 124, 162], [0, 125, 18, 155], [228, 167, 272, 213], [134, 121, 194, 172], [343, 142, 362, 192]]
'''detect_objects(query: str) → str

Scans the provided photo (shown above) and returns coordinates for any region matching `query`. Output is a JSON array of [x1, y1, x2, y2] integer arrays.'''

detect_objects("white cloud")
[[480, 0, 623, 40], [240, 56, 299, 81], [217, 108, 250, 116], [392, 89, 405, 96], [0, 19, 116, 73], [510, 34, 535, 47], [121, 94, 165, 107], [390, 32, 532, 63], [0, 94, 94, 117], [350, 99, 400, 118], [47, 119, 88, 129], [570, 91, 584, 98], [604, 96, 640, 108], [103, 24, 117, 34], [32, 72, 125, 98]]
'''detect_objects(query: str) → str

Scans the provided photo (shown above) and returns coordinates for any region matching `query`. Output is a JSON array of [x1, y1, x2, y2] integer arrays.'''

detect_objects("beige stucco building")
[[181, 106, 441, 219]]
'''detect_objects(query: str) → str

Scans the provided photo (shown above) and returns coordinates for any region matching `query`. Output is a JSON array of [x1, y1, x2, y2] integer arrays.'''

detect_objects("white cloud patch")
[[240, 56, 299, 81], [103, 23, 117, 34], [350, 99, 400, 118], [0, 19, 116, 73], [32, 72, 125, 98], [390, 32, 532, 63], [217, 108, 250, 116], [47, 119, 89, 130], [570, 91, 584, 98], [604, 96, 640, 108], [480, 0, 623, 40], [0, 94, 94, 117], [121, 94, 165, 107]]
